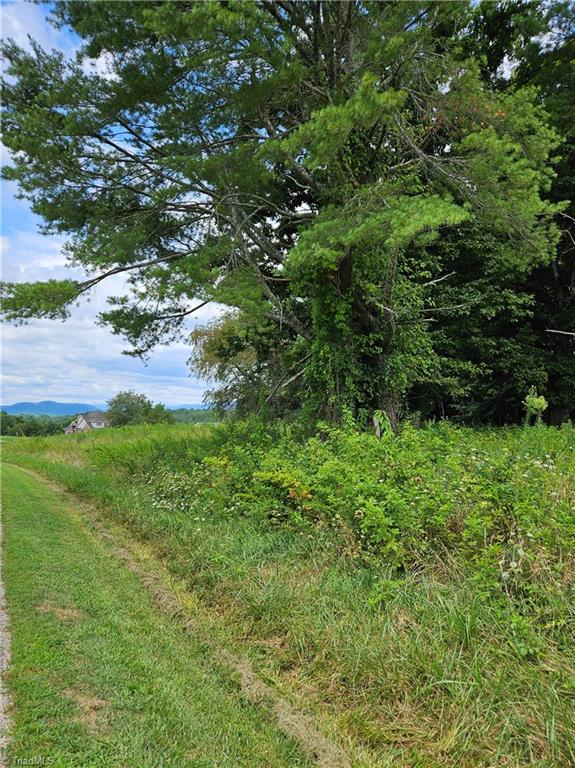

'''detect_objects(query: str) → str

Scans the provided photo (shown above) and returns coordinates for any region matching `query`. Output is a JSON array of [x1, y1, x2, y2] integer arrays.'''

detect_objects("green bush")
[[6, 417, 573, 622], [109, 420, 575, 615]]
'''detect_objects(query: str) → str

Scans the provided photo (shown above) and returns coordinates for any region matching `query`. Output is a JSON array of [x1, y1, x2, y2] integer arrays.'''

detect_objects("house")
[[64, 411, 110, 434]]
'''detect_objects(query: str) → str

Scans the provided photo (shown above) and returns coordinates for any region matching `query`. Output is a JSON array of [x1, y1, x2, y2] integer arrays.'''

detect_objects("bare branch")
[[154, 301, 210, 321], [77, 253, 186, 294], [423, 271, 456, 287], [265, 352, 312, 403]]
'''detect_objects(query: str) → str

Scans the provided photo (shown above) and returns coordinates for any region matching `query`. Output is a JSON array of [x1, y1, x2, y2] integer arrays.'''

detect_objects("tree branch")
[[77, 253, 186, 294], [154, 301, 210, 321]]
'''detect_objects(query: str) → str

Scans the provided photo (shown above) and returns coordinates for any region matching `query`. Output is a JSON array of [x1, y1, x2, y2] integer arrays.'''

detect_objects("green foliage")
[[35, 417, 572, 605], [243, 424, 575, 580], [0, 280, 79, 321], [1, 1, 572, 424], [279, 74, 407, 169], [523, 387, 548, 426], [3, 420, 575, 766], [0, 411, 71, 436], [106, 390, 172, 427]]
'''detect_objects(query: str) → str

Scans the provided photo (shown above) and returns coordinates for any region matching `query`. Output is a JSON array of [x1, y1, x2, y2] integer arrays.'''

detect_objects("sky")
[[0, 1, 215, 406]]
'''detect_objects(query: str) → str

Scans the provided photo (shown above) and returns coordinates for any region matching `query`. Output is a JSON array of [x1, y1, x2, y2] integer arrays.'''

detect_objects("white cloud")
[[0, 228, 219, 406], [0, 230, 74, 281], [0, 1, 77, 57], [497, 55, 519, 81], [0, 298, 216, 405], [82, 50, 119, 81], [0, 142, 14, 168]]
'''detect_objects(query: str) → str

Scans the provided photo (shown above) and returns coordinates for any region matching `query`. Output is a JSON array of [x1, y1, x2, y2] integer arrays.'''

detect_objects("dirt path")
[[1, 464, 350, 768], [0, 510, 12, 768]]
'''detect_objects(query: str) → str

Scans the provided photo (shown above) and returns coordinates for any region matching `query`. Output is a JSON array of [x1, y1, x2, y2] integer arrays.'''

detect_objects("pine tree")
[[1, 1, 569, 423]]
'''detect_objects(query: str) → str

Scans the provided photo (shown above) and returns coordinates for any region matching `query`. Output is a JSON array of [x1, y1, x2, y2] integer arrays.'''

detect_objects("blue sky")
[[1, 1, 214, 406]]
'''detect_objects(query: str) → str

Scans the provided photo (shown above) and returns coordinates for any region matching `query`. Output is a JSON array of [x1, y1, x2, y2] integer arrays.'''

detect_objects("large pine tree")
[[2, 1, 572, 423]]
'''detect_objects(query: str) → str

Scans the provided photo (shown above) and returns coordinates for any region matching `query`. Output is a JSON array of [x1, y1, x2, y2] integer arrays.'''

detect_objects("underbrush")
[[3, 420, 574, 766], [83, 420, 574, 615]]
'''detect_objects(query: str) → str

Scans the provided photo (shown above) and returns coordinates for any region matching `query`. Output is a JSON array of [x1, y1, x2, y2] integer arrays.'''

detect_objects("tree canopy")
[[2, 0, 573, 425], [106, 390, 172, 426], [0, 412, 71, 437]]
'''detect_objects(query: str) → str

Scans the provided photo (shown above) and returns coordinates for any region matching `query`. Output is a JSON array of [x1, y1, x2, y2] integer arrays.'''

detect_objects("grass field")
[[0, 464, 316, 768], [2, 421, 575, 767]]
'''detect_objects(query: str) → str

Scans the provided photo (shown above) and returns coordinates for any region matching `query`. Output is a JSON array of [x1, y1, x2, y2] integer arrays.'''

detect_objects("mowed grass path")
[[1, 463, 311, 768]]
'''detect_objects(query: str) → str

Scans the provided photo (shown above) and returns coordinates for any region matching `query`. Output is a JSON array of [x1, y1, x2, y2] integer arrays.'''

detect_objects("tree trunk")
[[381, 393, 400, 434]]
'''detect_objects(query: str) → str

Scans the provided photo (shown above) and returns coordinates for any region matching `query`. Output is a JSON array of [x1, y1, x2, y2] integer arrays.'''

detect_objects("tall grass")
[[3, 420, 574, 767]]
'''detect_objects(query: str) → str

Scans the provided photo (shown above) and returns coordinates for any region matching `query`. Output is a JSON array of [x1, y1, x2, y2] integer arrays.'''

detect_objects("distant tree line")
[[0, 412, 71, 436], [106, 391, 216, 427], [169, 408, 215, 425]]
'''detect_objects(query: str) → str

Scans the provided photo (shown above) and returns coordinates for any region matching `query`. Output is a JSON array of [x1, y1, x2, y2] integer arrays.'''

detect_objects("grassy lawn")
[[0, 463, 312, 768]]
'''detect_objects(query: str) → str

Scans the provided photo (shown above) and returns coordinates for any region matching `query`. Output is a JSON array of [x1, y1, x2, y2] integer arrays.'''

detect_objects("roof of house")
[[81, 411, 108, 421]]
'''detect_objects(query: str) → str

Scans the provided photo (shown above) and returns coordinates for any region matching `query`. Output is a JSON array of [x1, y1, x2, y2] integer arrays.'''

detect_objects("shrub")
[[111, 419, 575, 613]]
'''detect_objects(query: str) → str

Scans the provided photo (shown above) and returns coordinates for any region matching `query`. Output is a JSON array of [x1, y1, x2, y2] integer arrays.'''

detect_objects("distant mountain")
[[166, 404, 208, 410], [2, 401, 104, 416], [2, 401, 207, 416]]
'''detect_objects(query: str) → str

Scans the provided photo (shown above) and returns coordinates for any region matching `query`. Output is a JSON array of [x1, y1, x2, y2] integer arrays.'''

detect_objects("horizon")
[[1, 398, 206, 407]]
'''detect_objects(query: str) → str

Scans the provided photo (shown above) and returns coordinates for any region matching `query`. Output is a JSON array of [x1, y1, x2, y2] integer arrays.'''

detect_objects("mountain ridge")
[[2, 401, 104, 416], [2, 401, 206, 416]]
